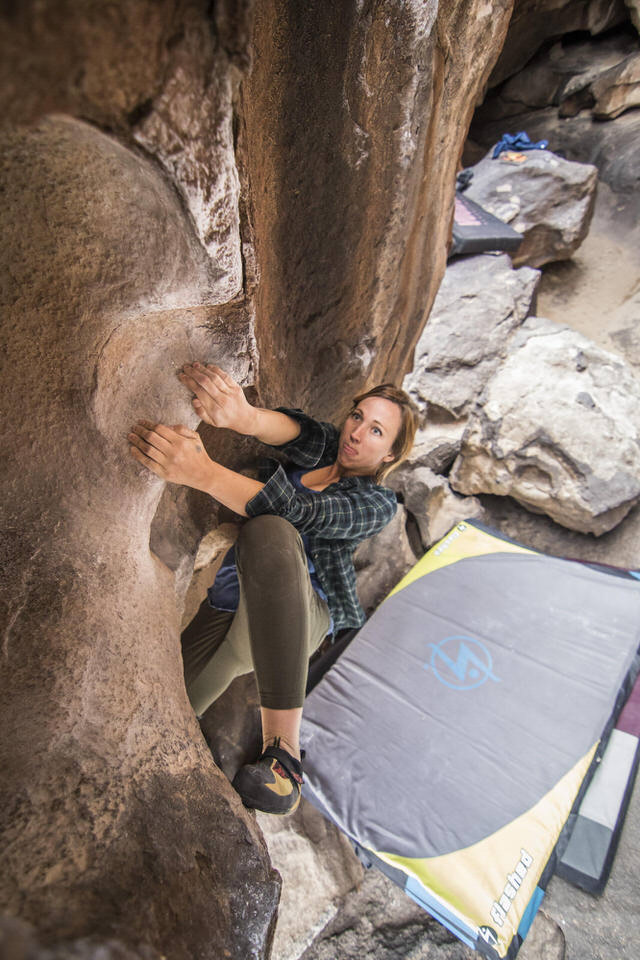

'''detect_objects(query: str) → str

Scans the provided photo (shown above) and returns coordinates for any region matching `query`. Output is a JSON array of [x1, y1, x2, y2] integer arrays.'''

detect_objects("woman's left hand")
[[128, 420, 214, 492]]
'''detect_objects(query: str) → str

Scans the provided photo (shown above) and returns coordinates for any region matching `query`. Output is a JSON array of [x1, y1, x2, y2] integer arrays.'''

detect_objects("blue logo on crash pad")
[[425, 635, 500, 691]]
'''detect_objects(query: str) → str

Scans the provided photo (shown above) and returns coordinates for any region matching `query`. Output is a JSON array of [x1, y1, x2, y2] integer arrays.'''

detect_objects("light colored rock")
[[626, 0, 640, 31], [0, 915, 161, 960], [180, 522, 241, 628], [388, 466, 484, 550], [471, 103, 640, 203], [299, 866, 469, 960], [403, 422, 469, 474], [133, 8, 243, 302], [505, 910, 565, 960], [450, 316, 640, 535], [194, 522, 239, 571], [558, 32, 640, 116], [403, 254, 540, 420], [258, 801, 364, 960], [465, 150, 598, 268], [354, 504, 419, 615], [591, 51, 640, 117]]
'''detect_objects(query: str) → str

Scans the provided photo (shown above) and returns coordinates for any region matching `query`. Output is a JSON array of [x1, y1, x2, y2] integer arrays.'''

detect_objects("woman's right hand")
[[179, 363, 256, 434]]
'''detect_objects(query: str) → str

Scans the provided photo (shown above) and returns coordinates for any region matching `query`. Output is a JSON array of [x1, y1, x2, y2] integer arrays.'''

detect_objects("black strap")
[[261, 745, 304, 784]]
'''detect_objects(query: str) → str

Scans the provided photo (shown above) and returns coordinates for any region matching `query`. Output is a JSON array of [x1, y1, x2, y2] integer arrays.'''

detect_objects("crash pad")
[[300, 520, 640, 958]]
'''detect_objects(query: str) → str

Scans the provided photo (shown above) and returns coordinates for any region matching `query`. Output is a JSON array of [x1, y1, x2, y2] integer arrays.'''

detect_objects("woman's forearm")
[[203, 459, 265, 517], [249, 407, 301, 446]]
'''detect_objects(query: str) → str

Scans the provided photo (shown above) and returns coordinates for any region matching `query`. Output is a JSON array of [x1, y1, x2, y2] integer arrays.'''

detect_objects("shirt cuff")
[[245, 461, 295, 519], [268, 407, 320, 456]]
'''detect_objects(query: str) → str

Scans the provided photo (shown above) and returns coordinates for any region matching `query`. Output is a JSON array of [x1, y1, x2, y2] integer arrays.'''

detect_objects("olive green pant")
[[181, 515, 332, 716]]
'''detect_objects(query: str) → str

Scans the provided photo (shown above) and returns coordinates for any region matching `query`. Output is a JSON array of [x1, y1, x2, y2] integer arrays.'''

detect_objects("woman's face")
[[337, 396, 403, 476]]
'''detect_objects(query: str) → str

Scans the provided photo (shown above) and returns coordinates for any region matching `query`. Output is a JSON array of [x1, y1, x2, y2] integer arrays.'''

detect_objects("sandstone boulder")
[[0, 114, 278, 960], [257, 802, 364, 960], [0, 1, 182, 131], [464, 149, 597, 267], [400, 421, 469, 475], [387, 466, 484, 551], [302, 866, 566, 960], [0, 1, 521, 955], [471, 104, 640, 203], [133, 6, 244, 301], [180, 521, 241, 627], [0, 916, 160, 960], [403, 253, 540, 420], [476, 29, 639, 121], [450, 316, 640, 535], [298, 865, 469, 960], [242, 0, 514, 414], [590, 51, 640, 117], [488, 0, 629, 88]]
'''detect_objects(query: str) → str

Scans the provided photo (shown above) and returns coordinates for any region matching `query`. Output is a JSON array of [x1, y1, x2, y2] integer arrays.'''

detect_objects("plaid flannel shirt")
[[245, 406, 398, 633]]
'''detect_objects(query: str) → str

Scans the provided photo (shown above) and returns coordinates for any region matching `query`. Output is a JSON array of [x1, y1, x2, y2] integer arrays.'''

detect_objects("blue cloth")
[[492, 131, 548, 159], [207, 467, 334, 635]]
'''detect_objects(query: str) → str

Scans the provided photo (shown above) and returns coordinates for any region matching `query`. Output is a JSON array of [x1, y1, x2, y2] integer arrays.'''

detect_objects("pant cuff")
[[259, 691, 305, 710]]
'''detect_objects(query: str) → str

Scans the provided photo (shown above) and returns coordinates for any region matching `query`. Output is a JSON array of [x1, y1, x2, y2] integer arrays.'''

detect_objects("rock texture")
[[590, 50, 640, 116], [463, 150, 598, 267], [471, 103, 640, 205], [240, 0, 514, 415], [388, 466, 484, 550], [0, 0, 517, 955], [475, 28, 640, 121], [0, 112, 278, 959], [627, 0, 640, 30], [299, 866, 566, 960], [449, 315, 640, 535], [298, 867, 472, 960], [487, 0, 629, 88], [403, 422, 469, 475], [257, 802, 365, 960], [132, 6, 244, 299], [0, 917, 161, 960], [403, 253, 540, 421]]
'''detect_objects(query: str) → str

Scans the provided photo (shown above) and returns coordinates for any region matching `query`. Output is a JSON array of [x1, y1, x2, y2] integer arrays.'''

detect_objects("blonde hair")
[[348, 383, 419, 484]]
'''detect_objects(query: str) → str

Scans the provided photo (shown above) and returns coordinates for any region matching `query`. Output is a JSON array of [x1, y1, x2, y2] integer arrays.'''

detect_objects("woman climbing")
[[128, 362, 418, 815]]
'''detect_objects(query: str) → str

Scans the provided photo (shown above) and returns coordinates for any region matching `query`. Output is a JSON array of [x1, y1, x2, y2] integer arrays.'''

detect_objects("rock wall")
[[0, 1, 514, 956], [469, 1, 640, 209], [241, 0, 514, 415], [487, 0, 629, 88]]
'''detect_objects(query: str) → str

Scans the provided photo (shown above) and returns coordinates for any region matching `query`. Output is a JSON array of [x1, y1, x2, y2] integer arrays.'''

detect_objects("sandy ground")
[[536, 180, 640, 373]]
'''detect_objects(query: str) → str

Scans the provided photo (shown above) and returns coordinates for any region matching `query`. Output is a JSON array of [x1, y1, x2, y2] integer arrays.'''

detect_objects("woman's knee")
[[236, 514, 300, 553], [235, 515, 305, 577]]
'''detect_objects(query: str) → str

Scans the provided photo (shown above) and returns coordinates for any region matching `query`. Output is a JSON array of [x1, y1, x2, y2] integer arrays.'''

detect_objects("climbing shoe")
[[231, 742, 304, 816]]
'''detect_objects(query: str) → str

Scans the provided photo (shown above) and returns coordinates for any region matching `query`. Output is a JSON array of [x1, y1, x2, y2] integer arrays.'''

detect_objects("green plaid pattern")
[[245, 407, 398, 632]]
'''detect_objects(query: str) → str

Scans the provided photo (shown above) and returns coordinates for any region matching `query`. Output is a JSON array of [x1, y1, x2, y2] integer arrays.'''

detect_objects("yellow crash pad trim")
[[387, 522, 538, 601], [373, 741, 598, 957]]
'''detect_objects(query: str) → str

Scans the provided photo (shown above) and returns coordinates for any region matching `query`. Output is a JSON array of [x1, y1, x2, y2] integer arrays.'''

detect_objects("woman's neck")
[[324, 460, 373, 482]]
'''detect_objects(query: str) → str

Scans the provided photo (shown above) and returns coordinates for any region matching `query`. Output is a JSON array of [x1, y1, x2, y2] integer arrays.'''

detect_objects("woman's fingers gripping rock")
[[179, 362, 254, 435]]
